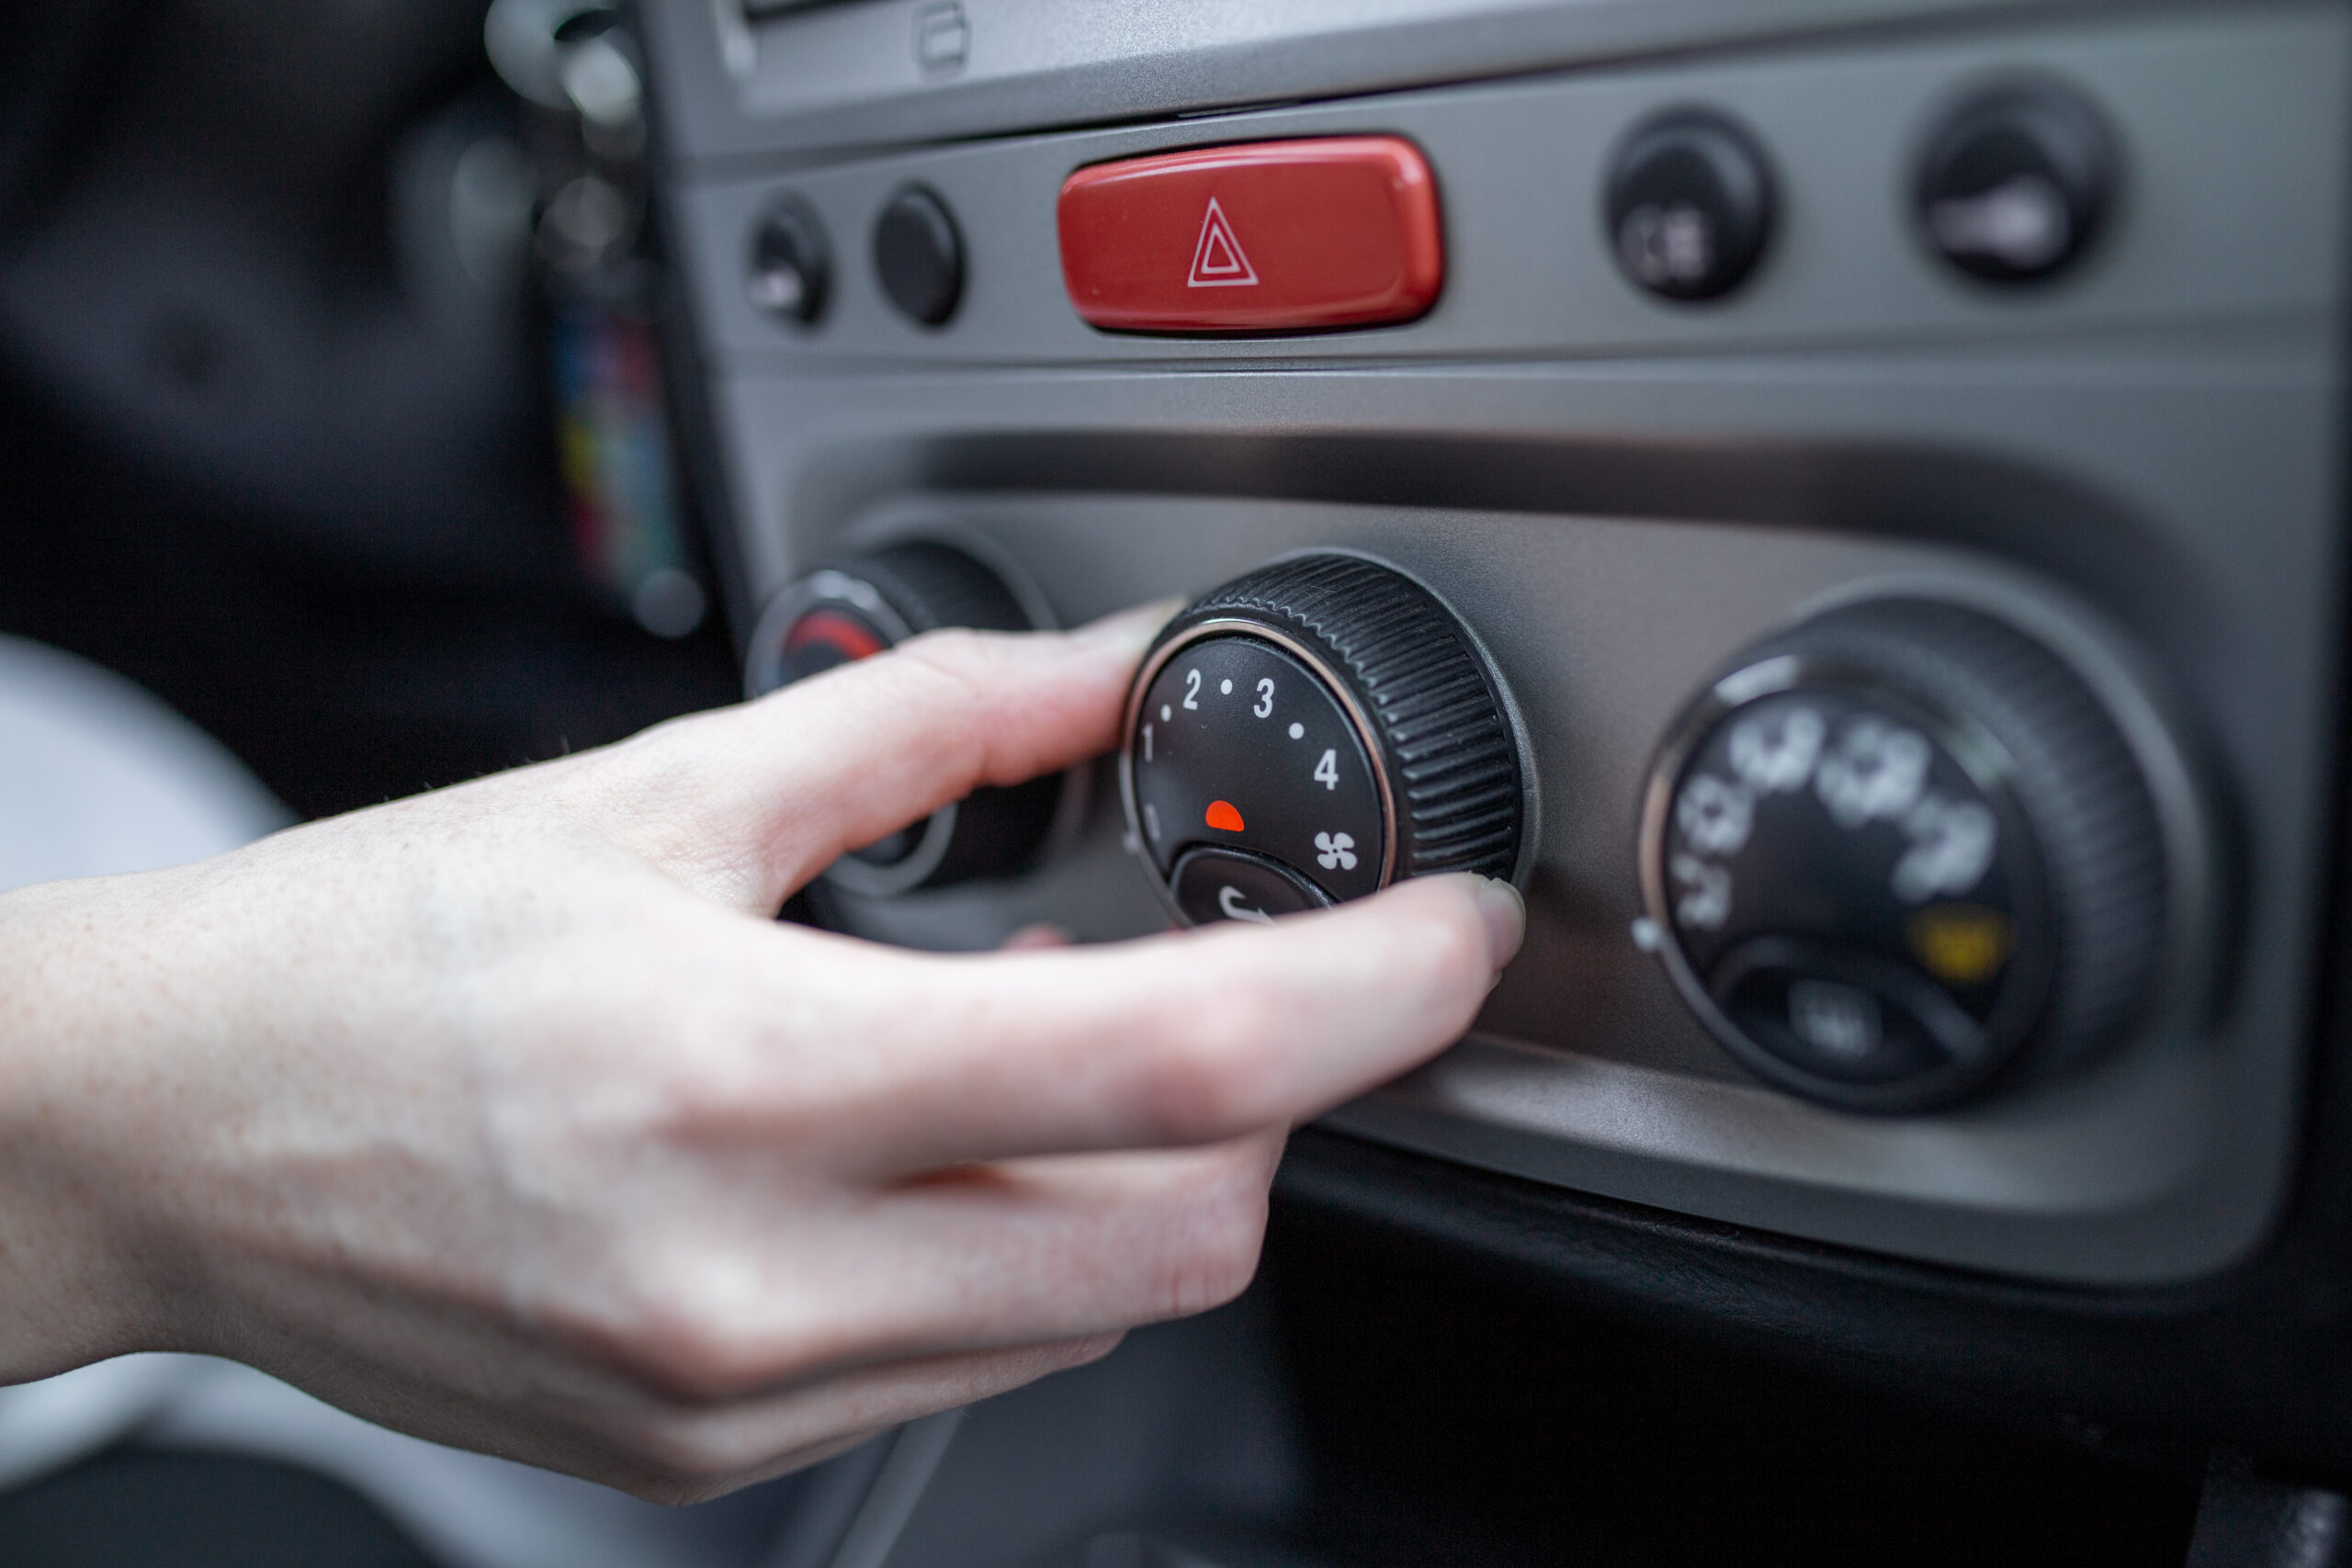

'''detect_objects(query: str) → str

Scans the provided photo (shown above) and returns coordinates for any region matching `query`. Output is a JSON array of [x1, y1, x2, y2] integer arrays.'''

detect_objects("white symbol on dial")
[[1218, 885, 1272, 923], [1789, 980, 1882, 1059], [1314, 831, 1358, 871], [1893, 794, 1998, 902], [1815, 716, 1931, 829], [1676, 773, 1754, 857], [1671, 853, 1732, 930], [1729, 705, 1826, 793]]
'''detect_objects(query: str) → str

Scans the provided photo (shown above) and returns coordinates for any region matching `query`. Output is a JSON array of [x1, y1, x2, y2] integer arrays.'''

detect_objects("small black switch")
[[1915, 81, 2117, 285], [1604, 109, 1774, 302], [874, 184, 965, 326], [1170, 848, 1332, 925], [747, 195, 831, 325]]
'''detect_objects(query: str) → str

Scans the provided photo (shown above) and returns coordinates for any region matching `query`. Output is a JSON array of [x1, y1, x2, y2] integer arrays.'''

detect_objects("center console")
[[635, 0, 2352, 1542]]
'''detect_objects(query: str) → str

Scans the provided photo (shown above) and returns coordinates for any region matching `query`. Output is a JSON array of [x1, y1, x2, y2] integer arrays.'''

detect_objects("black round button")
[[747, 541, 1061, 895], [1604, 108, 1774, 302], [1123, 555, 1525, 927], [1170, 847, 1332, 926], [1641, 598, 2177, 1112], [874, 185, 965, 327], [1916, 81, 2117, 284], [747, 195, 831, 324]]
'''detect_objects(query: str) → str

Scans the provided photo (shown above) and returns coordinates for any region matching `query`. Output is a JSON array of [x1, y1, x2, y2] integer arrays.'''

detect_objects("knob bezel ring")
[[742, 569, 962, 898], [1638, 650, 2062, 1113], [1794, 570, 2221, 1071], [1252, 545, 1541, 889], [1120, 616, 1401, 927]]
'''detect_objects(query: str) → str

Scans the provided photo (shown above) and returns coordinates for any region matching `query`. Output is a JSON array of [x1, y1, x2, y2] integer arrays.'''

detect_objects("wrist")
[[0, 874, 196, 1378]]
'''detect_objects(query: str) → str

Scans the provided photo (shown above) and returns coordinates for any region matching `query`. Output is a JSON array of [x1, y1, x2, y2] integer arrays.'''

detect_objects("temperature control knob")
[[1641, 597, 2176, 1111], [1122, 555, 1525, 925], [746, 541, 1062, 895]]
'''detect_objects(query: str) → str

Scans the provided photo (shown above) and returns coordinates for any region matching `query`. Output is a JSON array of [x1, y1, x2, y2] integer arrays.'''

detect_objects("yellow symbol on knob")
[[1906, 903, 2015, 987]]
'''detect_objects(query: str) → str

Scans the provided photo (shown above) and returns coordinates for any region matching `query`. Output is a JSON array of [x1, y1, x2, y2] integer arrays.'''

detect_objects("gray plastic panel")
[[643, 0, 2084, 164], [664, 11, 2339, 372], [646, 1, 2350, 1284]]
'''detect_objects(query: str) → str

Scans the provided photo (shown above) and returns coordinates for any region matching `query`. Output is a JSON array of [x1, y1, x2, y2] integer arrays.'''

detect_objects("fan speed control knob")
[[746, 541, 1062, 895], [1641, 597, 2182, 1112], [1122, 555, 1526, 925]]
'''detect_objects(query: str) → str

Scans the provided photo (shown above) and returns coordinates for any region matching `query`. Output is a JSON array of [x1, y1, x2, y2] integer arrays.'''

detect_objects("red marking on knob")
[[1205, 799, 1245, 832], [785, 609, 888, 661]]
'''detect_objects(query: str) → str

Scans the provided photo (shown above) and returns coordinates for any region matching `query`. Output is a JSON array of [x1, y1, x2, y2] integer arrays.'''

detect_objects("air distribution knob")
[[745, 541, 1062, 895], [1121, 554, 1525, 925], [1641, 596, 2177, 1112]]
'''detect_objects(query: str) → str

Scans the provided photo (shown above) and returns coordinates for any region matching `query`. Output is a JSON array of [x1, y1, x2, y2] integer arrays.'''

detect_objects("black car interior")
[[2, 2, 2350, 1564]]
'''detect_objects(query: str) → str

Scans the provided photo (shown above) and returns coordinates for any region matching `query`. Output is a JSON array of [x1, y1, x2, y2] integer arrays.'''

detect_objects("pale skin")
[[0, 603, 1524, 1502]]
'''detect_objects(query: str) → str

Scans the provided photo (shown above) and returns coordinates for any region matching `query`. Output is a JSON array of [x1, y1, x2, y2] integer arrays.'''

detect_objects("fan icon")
[[1314, 831, 1358, 871]]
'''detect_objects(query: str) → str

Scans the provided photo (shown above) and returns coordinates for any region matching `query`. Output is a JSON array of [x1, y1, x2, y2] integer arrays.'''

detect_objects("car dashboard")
[[1, 0, 2337, 1562]]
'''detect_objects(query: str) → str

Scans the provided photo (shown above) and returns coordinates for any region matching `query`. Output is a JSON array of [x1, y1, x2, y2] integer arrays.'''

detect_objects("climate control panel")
[[645, 0, 2341, 1285]]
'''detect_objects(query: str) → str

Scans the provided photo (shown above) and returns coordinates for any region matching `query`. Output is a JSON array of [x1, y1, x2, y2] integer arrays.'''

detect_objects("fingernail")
[[1476, 876, 1526, 969], [1073, 597, 1186, 654], [1001, 921, 1073, 950]]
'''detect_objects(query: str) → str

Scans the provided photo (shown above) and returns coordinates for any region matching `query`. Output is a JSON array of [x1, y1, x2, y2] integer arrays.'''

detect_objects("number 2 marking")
[[1254, 678, 1274, 718], [1314, 749, 1340, 790], [1182, 669, 1201, 710]]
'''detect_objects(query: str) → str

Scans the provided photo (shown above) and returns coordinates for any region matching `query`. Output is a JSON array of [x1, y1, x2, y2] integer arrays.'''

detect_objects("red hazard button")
[[1057, 137, 1443, 334]]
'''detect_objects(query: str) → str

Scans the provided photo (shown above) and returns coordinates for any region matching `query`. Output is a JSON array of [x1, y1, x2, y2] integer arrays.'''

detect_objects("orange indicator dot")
[[1205, 799, 1245, 832]]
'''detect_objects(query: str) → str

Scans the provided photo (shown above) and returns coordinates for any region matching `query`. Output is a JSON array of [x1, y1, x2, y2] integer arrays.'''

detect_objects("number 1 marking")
[[1314, 749, 1339, 790], [1143, 722, 1153, 761]]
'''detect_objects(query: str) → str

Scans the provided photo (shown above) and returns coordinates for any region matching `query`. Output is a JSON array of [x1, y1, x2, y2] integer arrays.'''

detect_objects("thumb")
[[574, 600, 1177, 910]]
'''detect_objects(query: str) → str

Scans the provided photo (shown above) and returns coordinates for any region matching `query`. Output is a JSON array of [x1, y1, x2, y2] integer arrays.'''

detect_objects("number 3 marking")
[[1182, 669, 1201, 710], [1314, 749, 1339, 790], [1254, 678, 1274, 718]]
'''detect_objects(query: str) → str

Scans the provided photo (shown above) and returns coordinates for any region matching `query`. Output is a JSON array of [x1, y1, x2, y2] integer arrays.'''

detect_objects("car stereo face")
[[638, 0, 2347, 1287]]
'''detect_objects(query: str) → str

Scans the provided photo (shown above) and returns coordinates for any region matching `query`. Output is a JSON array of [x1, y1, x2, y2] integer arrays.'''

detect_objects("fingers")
[[577, 602, 1176, 910], [540, 1136, 1282, 1413], [775, 874, 1523, 1169], [584, 1332, 1126, 1503], [854, 1135, 1286, 1342]]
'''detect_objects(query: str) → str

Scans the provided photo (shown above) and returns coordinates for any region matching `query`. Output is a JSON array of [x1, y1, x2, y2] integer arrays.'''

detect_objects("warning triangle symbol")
[[1186, 197, 1259, 288]]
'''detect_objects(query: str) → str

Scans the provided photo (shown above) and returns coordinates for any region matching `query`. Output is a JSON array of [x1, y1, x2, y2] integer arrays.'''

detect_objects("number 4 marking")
[[1314, 749, 1339, 790]]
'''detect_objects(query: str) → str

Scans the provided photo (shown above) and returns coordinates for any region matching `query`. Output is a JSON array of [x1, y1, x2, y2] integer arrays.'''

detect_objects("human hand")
[[0, 605, 1523, 1500]]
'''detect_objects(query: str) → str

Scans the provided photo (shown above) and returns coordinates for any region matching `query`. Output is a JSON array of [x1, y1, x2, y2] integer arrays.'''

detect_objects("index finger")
[[576, 602, 1175, 912]]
